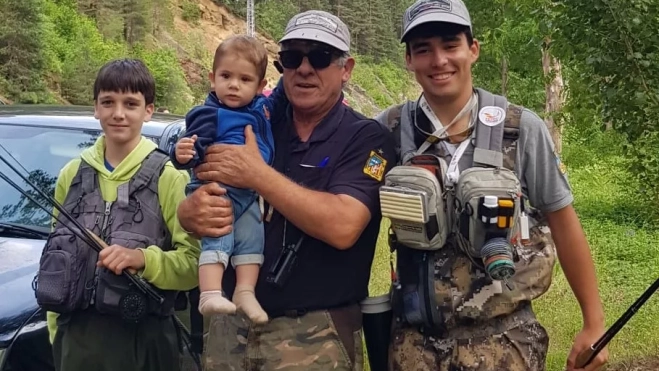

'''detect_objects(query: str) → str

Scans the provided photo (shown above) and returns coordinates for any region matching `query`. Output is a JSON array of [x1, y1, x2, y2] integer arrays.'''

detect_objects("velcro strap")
[[129, 150, 169, 194]]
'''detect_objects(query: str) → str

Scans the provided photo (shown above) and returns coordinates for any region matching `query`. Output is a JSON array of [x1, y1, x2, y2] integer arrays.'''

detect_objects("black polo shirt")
[[222, 96, 396, 315]]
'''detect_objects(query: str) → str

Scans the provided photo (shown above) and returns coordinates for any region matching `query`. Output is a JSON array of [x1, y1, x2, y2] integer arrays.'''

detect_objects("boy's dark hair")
[[93, 59, 156, 105], [212, 35, 268, 81], [404, 22, 474, 55]]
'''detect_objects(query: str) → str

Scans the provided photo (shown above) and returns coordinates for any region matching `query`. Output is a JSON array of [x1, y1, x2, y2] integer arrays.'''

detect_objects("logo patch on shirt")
[[363, 150, 387, 181]]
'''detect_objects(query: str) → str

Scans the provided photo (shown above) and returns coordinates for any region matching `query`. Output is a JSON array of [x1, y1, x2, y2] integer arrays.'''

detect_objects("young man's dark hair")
[[93, 58, 156, 105]]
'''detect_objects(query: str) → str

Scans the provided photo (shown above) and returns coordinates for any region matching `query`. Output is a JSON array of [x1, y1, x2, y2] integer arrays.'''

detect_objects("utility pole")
[[246, 0, 254, 36]]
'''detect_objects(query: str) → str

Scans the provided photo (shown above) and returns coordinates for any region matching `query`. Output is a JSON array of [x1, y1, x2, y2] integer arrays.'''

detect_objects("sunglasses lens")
[[279, 51, 304, 69], [278, 50, 336, 70], [307, 50, 333, 69]]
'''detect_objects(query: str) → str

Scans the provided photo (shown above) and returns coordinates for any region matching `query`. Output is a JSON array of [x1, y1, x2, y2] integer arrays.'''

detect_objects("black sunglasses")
[[277, 49, 340, 70]]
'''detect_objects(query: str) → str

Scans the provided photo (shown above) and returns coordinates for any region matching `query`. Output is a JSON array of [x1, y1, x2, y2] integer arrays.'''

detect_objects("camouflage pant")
[[388, 308, 549, 371], [203, 304, 364, 371]]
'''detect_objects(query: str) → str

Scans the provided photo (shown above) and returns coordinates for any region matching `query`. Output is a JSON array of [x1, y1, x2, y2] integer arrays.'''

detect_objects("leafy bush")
[[181, 0, 202, 24]]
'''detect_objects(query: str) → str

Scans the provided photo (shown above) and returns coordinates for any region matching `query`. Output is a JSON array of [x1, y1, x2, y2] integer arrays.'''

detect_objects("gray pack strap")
[[77, 160, 98, 195], [129, 150, 169, 195], [472, 88, 508, 168], [117, 183, 130, 208], [399, 100, 418, 165]]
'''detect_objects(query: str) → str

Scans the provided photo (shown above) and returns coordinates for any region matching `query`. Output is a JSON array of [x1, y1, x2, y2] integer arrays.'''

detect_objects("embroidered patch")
[[478, 106, 506, 127], [363, 150, 387, 181], [408, 0, 452, 21]]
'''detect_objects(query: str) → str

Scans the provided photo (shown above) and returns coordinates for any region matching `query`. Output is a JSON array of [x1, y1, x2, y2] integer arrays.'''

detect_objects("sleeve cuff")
[[139, 247, 159, 281], [539, 194, 574, 214], [330, 185, 376, 215]]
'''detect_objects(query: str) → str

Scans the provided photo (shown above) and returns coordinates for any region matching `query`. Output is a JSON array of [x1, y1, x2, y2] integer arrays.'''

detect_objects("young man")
[[374, 1, 609, 370], [41, 59, 200, 371]]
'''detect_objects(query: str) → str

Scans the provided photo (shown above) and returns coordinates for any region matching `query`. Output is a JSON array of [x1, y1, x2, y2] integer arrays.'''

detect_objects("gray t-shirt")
[[374, 102, 573, 214]]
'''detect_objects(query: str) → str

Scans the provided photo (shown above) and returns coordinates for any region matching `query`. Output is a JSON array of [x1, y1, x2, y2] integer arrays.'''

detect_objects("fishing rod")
[[575, 276, 659, 368], [0, 150, 165, 305], [173, 314, 202, 370]]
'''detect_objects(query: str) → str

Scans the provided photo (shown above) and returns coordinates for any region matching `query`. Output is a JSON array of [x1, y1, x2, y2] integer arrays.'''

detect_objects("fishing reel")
[[95, 269, 155, 323], [119, 289, 149, 323]]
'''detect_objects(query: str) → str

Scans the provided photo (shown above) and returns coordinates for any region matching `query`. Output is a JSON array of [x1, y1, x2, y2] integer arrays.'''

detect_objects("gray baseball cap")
[[279, 10, 351, 52], [401, 0, 472, 42]]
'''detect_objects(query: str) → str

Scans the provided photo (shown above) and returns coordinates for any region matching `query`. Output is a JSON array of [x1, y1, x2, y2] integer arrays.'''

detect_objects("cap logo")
[[294, 14, 339, 33], [408, 0, 452, 21]]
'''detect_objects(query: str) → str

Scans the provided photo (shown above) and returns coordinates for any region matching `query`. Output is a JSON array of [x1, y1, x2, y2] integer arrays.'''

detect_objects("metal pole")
[[246, 0, 254, 36]]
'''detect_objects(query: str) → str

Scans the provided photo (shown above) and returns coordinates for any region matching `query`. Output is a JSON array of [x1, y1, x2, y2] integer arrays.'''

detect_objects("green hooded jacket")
[[46, 135, 201, 343]]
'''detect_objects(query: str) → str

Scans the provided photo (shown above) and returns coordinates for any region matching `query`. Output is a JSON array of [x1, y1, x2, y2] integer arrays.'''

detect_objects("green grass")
[[362, 131, 659, 370]]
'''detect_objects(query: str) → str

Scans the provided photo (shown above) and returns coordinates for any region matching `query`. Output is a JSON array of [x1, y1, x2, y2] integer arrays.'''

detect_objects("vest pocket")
[[35, 250, 73, 308], [35, 228, 90, 313]]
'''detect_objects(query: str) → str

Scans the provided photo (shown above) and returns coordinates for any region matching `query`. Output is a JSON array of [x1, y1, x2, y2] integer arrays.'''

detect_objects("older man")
[[177, 10, 396, 371]]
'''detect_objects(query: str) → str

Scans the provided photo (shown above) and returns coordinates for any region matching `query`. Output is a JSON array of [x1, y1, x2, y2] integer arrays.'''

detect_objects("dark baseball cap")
[[401, 0, 472, 42], [279, 10, 351, 52]]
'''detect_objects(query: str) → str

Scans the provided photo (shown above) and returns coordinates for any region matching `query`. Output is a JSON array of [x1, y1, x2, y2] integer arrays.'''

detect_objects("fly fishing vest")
[[380, 88, 556, 335], [34, 149, 178, 321]]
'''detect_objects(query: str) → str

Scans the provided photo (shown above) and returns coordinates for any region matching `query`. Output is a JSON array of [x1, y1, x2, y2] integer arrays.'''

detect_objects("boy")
[[170, 35, 276, 324], [43, 58, 201, 371]]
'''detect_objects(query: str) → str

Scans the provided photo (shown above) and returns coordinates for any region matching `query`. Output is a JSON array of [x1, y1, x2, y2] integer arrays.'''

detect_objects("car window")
[[0, 124, 102, 229], [162, 123, 185, 156]]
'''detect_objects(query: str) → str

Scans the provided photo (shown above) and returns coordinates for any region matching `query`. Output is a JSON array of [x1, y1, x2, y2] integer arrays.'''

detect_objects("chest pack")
[[382, 89, 524, 259], [34, 149, 178, 322], [380, 89, 546, 332]]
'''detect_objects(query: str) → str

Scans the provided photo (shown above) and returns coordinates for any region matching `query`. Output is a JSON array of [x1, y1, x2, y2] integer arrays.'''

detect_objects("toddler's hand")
[[175, 135, 197, 163]]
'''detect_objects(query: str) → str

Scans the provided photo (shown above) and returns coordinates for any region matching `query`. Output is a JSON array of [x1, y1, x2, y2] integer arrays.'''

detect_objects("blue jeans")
[[186, 178, 265, 268]]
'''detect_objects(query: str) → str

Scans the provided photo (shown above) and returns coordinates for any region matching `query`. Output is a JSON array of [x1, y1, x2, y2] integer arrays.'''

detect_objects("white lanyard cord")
[[414, 92, 478, 156]]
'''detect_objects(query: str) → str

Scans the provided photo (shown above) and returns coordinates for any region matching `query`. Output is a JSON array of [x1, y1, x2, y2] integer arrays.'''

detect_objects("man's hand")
[[566, 325, 608, 370], [175, 135, 197, 164], [194, 125, 268, 189], [97, 245, 145, 275], [177, 182, 234, 238]]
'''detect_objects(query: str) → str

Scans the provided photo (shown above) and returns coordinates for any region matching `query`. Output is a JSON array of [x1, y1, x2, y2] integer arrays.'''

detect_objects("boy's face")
[[405, 32, 479, 102], [94, 90, 154, 146], [209, 55, 266, 108]]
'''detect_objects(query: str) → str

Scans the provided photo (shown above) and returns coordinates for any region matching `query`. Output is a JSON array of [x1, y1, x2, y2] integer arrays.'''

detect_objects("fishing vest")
[[381, 88, 557, 335], [34, 149, 178, 319]]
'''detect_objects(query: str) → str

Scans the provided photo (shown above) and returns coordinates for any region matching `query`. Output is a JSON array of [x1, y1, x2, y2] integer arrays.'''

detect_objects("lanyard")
[[414, 92, 478, 156], [445, 139, 471, 186]]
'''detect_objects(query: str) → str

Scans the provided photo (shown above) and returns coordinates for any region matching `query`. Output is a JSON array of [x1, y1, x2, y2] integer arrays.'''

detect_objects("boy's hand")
[[97, 245, 146, 275], [175, 135, 197, 164]]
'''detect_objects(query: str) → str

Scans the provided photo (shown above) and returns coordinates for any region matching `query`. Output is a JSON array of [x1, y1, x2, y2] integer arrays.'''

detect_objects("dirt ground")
[[605, 356, 659, 371]]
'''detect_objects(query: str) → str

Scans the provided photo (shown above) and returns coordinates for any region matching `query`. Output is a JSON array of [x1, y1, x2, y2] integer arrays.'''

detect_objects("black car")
[[0, 105, 204, 371]]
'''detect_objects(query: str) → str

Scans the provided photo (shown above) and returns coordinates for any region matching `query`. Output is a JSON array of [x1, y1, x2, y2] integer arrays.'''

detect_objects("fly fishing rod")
[[575, 276, 659, 368], [0, 151, 165, 305], [172, 314, 202, 370]]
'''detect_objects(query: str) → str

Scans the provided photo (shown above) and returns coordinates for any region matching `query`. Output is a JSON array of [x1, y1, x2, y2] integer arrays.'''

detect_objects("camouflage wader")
[[381, 100, 557, 371], [203, 304, 363, 371]]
